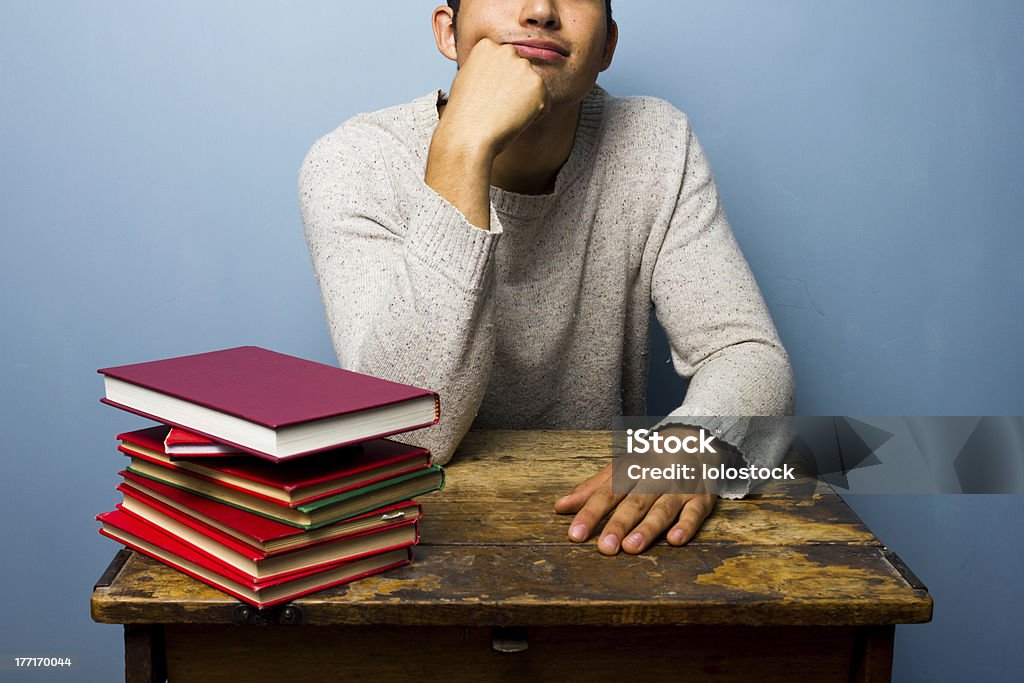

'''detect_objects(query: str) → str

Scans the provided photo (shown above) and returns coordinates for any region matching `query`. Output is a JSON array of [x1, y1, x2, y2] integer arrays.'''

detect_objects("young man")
[[300, 0, 793, 555]]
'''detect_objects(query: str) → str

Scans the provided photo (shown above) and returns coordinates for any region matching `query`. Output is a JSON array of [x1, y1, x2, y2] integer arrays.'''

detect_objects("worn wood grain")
[[449, 430, 828, 499], [92, 543, 930, 627], [424, 430, 873, 546], [420, 495, 878, 547], [92, 431, 930, 634]]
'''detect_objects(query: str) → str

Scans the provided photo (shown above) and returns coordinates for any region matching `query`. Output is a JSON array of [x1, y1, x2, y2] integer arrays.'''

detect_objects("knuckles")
[[647, 498, 679, 523], [465, 38, 549, 112], [586, 487, 617, 509], [620, 494, 652, 513]]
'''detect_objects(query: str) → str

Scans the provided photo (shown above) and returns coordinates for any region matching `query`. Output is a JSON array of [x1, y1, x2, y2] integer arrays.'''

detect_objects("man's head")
[[432, 0, 618, 109]]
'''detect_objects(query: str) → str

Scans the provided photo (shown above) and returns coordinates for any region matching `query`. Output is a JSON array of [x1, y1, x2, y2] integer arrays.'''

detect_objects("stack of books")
[[94, 346, 443, 608]]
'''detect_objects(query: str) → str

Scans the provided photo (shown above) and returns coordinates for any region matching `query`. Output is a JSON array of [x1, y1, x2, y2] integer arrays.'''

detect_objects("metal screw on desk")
[[279, 606, 302, 625]]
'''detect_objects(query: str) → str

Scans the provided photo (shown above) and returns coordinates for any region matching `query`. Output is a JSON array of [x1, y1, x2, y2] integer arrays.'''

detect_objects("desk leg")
[[852, 625, 895, 683], [124, 625, 166, 683]]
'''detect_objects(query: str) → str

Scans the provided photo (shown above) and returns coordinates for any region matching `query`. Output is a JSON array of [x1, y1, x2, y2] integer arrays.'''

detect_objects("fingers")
[[597, 492, 667, 555], [597, 493, 717, 555], [565, 480, 626, 546], [618, 495, 686, 555], [557, 476, 717, 554], [554, 464, 611, 514], [666, 494, 717, 546]]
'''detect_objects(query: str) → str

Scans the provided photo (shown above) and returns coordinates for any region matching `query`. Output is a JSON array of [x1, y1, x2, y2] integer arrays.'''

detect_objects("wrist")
[[425, 125, 496, 231], [430, 119, 500, 167]]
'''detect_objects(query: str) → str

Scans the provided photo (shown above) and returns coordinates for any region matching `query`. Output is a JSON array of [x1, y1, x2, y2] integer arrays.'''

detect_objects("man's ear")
[[432, 5, 458, 62], [600, 20, 618, 71]]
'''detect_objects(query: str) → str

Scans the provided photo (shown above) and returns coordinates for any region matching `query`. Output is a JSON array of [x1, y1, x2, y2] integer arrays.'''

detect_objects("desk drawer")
[[158, 623, 890, 682]]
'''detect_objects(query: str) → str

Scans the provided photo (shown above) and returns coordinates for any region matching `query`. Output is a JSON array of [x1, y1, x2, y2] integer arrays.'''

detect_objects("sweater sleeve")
[[299, 120, 501, 465], [651, 121, 795, 499]]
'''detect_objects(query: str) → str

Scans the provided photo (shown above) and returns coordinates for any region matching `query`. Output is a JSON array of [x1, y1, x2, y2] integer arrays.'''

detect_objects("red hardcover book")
[[164, 428, 242, 457], [114, 494, 419, 581], [118, 472, 422, 555], [97, 509, 412, 609], [98, 346, 440, 461], [124, 457, 445, 530], [118, 426, 431, 507]]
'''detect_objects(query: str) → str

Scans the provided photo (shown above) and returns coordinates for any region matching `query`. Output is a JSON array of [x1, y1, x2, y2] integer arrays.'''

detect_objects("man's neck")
[[490, 103, 581, 196]]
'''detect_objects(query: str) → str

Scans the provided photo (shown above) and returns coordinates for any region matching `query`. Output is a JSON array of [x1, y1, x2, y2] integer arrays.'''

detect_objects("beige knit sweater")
[[300, 86, 794, 498]]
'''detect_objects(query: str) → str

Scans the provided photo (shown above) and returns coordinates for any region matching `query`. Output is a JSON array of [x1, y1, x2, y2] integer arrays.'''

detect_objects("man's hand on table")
[[553, 426, 721, 555]]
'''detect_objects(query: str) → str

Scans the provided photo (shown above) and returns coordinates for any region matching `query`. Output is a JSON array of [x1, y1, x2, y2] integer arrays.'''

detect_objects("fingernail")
[[625, 533, 643, 547], [600, 533, 618, 551], [669, 530, 685, 544], [569, 523, 587, 541]]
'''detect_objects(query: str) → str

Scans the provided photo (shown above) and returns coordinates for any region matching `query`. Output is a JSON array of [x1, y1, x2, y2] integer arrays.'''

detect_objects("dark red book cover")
[[98, 346, 438, 428], [118, 425, 431, 507], [98, 346, 440, 459]]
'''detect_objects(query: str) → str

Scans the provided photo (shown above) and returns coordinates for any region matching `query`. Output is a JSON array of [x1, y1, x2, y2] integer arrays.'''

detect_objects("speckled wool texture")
[[300, 86, 794, 498]]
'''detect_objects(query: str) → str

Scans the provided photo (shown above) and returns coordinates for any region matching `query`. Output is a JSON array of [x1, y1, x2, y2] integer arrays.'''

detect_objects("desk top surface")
[[91, 430, 932, 627]]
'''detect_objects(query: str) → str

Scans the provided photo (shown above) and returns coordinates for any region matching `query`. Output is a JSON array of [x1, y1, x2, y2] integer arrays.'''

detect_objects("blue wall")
[[1, 2, 1021, 680]]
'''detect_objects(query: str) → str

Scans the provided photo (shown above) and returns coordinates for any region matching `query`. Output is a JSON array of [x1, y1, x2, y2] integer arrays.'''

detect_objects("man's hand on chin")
[[553, 426, 722, 555]]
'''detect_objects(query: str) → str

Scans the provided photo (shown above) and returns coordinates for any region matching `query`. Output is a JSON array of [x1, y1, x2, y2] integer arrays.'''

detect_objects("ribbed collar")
[[411, 85, 608, 220]]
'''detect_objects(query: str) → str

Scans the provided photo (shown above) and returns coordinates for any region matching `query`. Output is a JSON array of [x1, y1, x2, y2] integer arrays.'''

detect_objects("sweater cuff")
[[405, 185, 503, 292], [655, 408, 793, 499]]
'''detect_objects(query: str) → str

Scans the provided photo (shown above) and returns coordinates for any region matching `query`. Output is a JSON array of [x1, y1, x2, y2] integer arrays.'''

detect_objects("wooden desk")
[[92, 430, 932, 682]]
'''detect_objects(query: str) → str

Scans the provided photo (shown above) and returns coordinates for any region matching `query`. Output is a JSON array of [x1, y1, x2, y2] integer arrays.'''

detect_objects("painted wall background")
[[1, 1, 1021, 680]]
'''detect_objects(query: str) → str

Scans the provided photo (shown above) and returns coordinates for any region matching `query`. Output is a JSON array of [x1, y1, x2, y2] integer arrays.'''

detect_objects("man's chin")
[[533, 76, 595, 108]]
